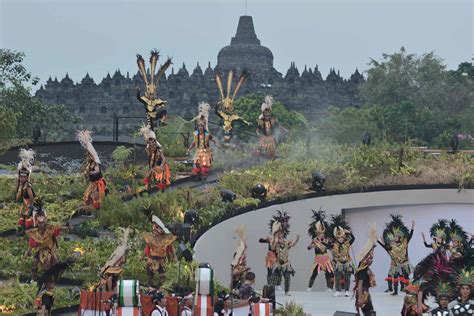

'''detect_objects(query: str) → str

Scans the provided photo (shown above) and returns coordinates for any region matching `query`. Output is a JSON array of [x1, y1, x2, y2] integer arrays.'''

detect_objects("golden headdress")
[[215, 70, 248, 112], [136, 49, 172, 98]]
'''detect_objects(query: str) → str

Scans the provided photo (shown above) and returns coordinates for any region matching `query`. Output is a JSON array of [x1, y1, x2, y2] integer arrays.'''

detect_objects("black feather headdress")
[[308, 208, 327, 239], [269, 210, 290, 237]]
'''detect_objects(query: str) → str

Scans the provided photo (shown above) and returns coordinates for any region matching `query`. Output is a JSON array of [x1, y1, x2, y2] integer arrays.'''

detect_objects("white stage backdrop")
[[193, 189, 473, 292]]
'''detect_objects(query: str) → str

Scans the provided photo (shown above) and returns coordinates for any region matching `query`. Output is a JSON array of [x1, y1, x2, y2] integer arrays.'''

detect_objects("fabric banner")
[[118, 280, 140, 307], [252, 303, 271, 316], [78, 290, 114, 315], [116, 307, 140, 316], [194, 295, 213, 316], [195, 267, 213, 296]]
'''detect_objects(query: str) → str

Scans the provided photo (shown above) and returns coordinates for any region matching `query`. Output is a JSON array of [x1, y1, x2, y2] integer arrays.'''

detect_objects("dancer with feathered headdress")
[[188, 102, 218, 179], [448, 219, 469, 261], [409, 249, 456, 316], [354, 223, 377, 316], [255, 95, 287, 159], [140, 124, 171, 191], [24, 199, 62, 281], [377, 214, 414, 295], [448, 268, 474, 315], [143, 215, 176, 287], [259, 211, 291, 288], [260, 211, 299, 295], [16, 148, 36, 230], [231, 225, 250, 290], [136, 49, 172, 130], [329, 213, 355, 297], [306, 208, 334, 292], [76, 130, 107, 209], [214, 70, 251, 142], [422, 219, 450, 252]]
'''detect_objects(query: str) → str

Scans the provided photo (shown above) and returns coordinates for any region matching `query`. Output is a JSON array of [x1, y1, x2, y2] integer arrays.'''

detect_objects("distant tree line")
[[316, 47, 473, 148], [0, 49, 75, 151]]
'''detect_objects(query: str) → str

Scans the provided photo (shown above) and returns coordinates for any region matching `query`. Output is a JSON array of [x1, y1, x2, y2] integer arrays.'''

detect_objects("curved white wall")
[[194, 189, 474, 291]]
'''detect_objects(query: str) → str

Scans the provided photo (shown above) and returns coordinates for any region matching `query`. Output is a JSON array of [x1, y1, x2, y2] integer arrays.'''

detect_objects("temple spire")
[[231, 16, 260, 45]]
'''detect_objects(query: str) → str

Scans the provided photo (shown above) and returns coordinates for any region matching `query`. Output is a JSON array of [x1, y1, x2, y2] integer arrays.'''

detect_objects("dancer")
[[422, 219, 449, 252], [231, 225, 250, 290], [354, 223, 377, 316], [188, 108, 217, 179], [306, 209, 334, 292], [16, 148, 36, 230], [448, 219, 468, 261], [191, 102, 211, 132], [98, 228, 130, 292], [77, 130, 107, 210], [259, 211, 290, 286], [401, 280, 427, 316], [136, 50, 172, 130], [140, 125, 171, 191], [255, 96, 287, 159], [25, 199, 61, 280], [378, 214, 414, 295], [405, 249, 452, 316], [329, 214, 355, 297], [35, 251, 80, 316], [449, 268, 473, 315], [268, 212, 299, 295], [215, 70, 250, 142], [143, 215, 176, 287], [430, 282, 453, 315]]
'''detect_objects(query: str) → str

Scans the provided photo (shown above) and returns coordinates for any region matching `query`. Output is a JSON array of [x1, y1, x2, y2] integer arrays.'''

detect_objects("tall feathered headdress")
[[139, 124, 162, 147], [430, 219, 449, 241], [259, 95, 273, 119], [215, 70, 249, 112], [308, 208, 327, 239], [383, 214, 410, 244], [448, 219, 467, 243], [232, 225, 247, 268], [269, 210, 290, 237], [18, 148, 36, 176], [330, 213, 350, 239], [76, 130, 101, 164], [100, 227, 130, 277], [356, 223, 377, 266], [456, 268, 473, 287], [414, 249, 457, 301], [152, 215, 171, 234], [196, 102, 211, 131], [137, 49, 172, 97]]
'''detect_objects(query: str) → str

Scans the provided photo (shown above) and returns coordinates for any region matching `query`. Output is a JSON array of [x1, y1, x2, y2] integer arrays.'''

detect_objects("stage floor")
[[276, 290, 405, 316]]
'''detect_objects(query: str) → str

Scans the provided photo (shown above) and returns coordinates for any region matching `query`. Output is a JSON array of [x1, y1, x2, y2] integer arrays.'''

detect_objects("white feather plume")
[[76, 130, 101, 164], [18, 148, 35, 171], [139, 124, 156, 140], [356, 222, 377, 262], [139, 124, 162, 147], [196, 102, 211, 131], [259, 95, 274, 119]]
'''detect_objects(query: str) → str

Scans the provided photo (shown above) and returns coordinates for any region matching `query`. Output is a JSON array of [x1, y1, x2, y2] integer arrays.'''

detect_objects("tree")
[[0, 49, 75, 142], [315, 105, 376, 144], [362, 47, 473, 114]]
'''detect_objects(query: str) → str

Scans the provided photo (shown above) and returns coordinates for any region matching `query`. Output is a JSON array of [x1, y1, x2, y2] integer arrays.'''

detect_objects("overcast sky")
[[1, 0, 472, 89]]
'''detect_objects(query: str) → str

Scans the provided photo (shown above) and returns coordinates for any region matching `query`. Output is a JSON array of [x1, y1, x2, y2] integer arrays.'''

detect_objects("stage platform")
[[276, 290, 405, 316]]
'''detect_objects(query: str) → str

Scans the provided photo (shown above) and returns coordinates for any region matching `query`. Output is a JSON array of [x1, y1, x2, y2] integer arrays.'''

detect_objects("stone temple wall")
[[35, 15, 365, 136]]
